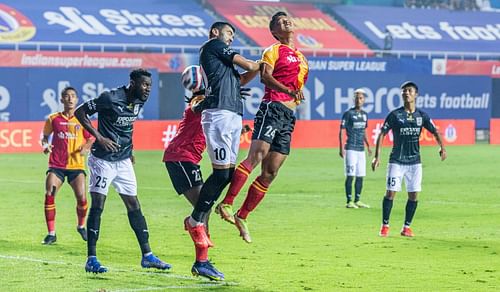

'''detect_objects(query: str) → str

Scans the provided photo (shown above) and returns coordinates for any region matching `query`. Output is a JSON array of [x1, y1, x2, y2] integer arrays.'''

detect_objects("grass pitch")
[[0, 146, 499, 291]]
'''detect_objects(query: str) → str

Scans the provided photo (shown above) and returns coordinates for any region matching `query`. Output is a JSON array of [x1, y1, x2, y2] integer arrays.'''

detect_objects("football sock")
[[127, 209, 152, 255], [195, 245, 208, 262], [76, 199, 88, 228], [191, 168, 232, 222], [404, 200, 418, 227], [345, 176, 353, 203], [223, 160, 253, 205], [237, 176, 269, 219], [382, 197, 393, 225], [44, 195, 56, 234], [354, 177, 363, 202], [87, 207, 103, 257]]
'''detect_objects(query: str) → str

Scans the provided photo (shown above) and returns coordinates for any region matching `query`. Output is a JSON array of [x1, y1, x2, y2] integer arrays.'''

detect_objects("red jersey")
[[44, 112, 92, 170], [162, 106, 206, 164], [261, 43, 309, 103]]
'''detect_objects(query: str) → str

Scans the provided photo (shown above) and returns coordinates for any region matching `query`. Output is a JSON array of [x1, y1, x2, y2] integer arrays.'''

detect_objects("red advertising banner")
[[0, 119, 475, 153], [206, 0, 370, 53], [434, 59, 500, 77], [490, 119, 500, 144], [0, 50, 196, 73]]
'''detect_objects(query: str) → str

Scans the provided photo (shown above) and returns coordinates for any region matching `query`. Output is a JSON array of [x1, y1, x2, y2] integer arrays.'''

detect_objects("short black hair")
[[269, 11, 287, 40], [61, 86, 77, 97], [400, 81, 418, 92], [130, 68, 151, 82], [209, 22, 235, 38]]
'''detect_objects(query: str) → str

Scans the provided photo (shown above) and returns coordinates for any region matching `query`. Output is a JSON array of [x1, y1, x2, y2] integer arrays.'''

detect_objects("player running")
[[339, 88, 372, 209], [75, 69, 171, 273], [372, 81, 447, 237], [215, 11, 309, 243], [41, 86, 94, 245]]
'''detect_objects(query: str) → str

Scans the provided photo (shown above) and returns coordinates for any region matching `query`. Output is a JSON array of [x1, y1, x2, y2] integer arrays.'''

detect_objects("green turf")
[[0, 146, 499, 291]]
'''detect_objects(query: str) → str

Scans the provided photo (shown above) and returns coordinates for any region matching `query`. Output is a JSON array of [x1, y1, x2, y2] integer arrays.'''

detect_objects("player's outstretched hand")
[[439, 148, 447, 161], [290, 90, 305, 104], [97, 137, 120, 152], [241, 124, 252, 135], [42, 143, 53, 155], [339, 149, 344, 158], [78, 146, 90, 156], [367, 147, 373, 156], [371, 157, 380, 171]]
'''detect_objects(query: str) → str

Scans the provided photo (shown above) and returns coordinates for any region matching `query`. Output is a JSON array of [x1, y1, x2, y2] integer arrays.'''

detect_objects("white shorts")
[[386, 163, 422, 192], [344, 150, 366, 177], [88, 154, 137, 196], [202, 109, 242, 166]]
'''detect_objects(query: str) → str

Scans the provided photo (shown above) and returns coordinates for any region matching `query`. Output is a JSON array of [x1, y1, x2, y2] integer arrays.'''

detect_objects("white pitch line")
[[110, 282, 237, 291], [0, 254, 236, 283]]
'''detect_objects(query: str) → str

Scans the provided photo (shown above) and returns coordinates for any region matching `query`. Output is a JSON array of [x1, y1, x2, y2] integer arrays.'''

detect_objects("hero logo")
[[43, 7, 209, 38], [0, 85, 11, 121]]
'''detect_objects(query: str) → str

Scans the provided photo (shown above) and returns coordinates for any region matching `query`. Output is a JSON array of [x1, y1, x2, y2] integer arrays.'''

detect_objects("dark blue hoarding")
[[0, 68, 159, 121], [0, 0, 242, 46], [330, 5, 500, 53], [241, 62, 491, 128]]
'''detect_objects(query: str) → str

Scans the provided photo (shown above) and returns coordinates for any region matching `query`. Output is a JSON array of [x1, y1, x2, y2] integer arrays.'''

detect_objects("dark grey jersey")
[[78, 86, 143, 161], [341, 108, 368, 151], [199, 38, 243, 115], [381, 107, 437, 165]]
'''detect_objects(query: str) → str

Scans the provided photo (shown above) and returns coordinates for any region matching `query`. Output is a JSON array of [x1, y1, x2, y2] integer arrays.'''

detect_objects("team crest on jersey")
[[416, 117, 422, 126]]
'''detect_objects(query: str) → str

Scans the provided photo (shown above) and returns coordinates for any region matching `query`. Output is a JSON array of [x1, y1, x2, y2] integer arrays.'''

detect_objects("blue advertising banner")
[[0, 69, 29, 121], [241, 71, 491, 128], [1, 68, 159, 121], [330, 5, 500, 52], [0, 0, 242, 46]]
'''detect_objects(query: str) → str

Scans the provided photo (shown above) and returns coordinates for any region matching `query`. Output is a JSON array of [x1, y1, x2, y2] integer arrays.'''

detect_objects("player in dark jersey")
[[372, 81, 447, 237], [339, 89, 372, 209], [215, 12, 309, 244], [41, 87, 94, 245], [183, 21, 260, 281], [75, 69, 171, 273]]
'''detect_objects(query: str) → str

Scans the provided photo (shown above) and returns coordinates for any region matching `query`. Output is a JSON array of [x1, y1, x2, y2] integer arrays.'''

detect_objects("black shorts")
[[252, 101, 296, 155], [165, 161, 203, 195], [46, 168, 86, 184]]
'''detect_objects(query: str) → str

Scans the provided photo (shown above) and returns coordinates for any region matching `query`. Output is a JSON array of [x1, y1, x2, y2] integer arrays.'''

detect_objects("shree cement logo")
[[0, 4, 36, 42]]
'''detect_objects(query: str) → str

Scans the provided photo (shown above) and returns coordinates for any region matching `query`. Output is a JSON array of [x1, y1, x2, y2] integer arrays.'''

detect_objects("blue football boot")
[[191, 261, 225, 281], [85, 256, 108, 273], [141, 253, 172, 270]]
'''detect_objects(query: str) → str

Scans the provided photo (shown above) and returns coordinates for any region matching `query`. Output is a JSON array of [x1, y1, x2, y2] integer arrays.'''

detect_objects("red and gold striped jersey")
[[261, 43, 309, 103], [43, 113, 92, 170]]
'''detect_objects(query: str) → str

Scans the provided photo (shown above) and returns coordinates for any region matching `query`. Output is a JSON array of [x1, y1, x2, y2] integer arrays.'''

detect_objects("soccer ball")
[[181, 65, 204, 91]]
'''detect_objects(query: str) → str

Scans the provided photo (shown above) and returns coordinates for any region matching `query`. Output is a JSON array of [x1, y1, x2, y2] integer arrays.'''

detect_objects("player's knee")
[[260, 172, 277, 184], [212, 168, 232, 187]]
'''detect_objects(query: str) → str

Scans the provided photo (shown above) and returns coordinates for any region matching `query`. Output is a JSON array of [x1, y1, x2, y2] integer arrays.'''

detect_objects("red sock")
[[76, 199, 88, 227], [222, 160, 253, 205], [237, 176, 269, 219], [44, 195, 56, 233], [195, 246, 208, 262]]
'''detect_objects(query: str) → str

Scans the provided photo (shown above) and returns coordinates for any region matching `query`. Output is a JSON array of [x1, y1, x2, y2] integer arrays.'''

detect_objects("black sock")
[[404, 200, 418, 227], [382, 197, 393, 225], [191, 168, 232, 221], [345, 176, 353, 203], [354, 177, 363, 202], [128, 209, 151, 255], [87, 207, 103, 257]]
